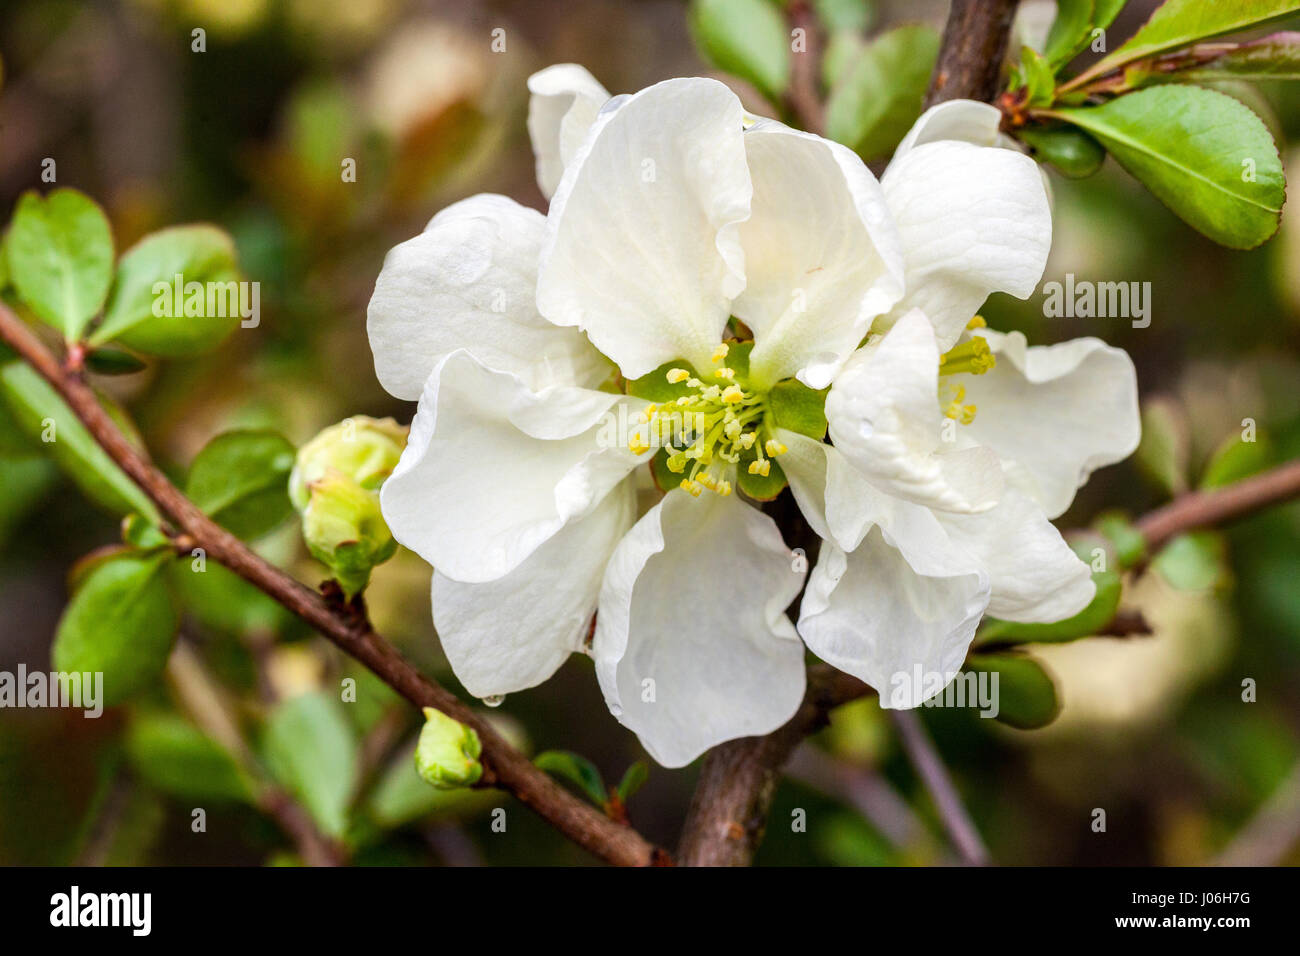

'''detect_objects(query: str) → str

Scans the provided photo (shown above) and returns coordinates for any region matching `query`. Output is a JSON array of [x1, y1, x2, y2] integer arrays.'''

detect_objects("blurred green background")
[[1, 0, 1298, 866]]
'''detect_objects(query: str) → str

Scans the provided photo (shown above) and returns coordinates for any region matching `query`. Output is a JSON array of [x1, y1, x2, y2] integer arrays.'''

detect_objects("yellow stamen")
[[764, 439, 787, 457], [680, 478, 703, 497], [711, 343, 730, 364], [939, 336, 996, 376], [722, 385, 745, 404], [666, 368, 690, 384], [967, 315, 987, 329]]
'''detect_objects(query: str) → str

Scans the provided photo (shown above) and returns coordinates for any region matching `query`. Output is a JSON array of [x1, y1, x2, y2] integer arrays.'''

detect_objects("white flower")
[[368, 68, 1141, 768]]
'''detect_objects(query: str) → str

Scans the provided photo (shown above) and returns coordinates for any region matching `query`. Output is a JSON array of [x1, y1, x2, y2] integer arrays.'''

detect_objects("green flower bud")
[[291, 417, 406, 598], [288, 416, 406, 511], [300, 472, 397, 598], [415, 707, 483, 790]]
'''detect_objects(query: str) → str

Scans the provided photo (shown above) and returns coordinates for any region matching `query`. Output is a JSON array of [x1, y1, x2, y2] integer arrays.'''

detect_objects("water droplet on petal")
[[481, 694, 506, 708]]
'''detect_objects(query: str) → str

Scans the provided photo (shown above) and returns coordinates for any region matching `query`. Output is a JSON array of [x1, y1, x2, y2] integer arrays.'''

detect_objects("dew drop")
[[481, 694, 506, 708]]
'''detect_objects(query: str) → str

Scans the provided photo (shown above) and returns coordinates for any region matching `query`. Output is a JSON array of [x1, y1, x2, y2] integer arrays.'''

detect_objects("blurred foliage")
[[0, 0, 1299, 867]]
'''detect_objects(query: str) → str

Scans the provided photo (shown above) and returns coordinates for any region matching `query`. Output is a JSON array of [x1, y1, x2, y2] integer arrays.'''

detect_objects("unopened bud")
[[415, 707, 483, 790], [299, 472, 397, 598], [288, 416, 406, 511]]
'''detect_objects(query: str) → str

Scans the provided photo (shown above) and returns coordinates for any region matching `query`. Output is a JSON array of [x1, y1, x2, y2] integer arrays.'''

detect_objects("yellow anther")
[[967, 315, 987, 329], [628, 433, 651, 455], [699, 472, 717, 489], [722, 385, 745, 404], [748, 459, 771, 477], [714, 366, 736, 380], [718, 480, 733, 497], [667, 368, 690, 384], [738, 432, 756, 450], [724, 420, 742, 439], [938, 336, 996, 376], [680, 479, 703, 497], [764, 439, 787, 457], [666, 453, 687, 473], [711, 343, 730, 363]]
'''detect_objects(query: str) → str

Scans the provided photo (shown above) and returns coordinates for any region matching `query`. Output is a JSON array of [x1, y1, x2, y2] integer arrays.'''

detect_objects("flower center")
[[937, 316, 996, 425], [627, 342, 788, 498]]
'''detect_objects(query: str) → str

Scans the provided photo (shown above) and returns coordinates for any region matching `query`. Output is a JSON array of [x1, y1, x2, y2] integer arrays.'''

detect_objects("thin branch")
[[1136, 458, 1300, 552], [925, 0, 1021, 108], [0, 303, 665, 868], [888, 709, 989, 865], [784, 0, 825, 135]]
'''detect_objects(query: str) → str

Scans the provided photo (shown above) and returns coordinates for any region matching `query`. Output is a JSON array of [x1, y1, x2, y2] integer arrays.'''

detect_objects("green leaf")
[[91, 225, 244, 357], [964, 654, 1060, 730], [4, 189, 113, 340], [168, 559, 290, 635], [974, 566, 1122, 647], [51, 550, 178, 707], [1017, 124, 1107, 177], [185, 429, 295, 540], [1050, 86, 1285, 249], [121, 512, 169, 550], [126, 712, 254, 803], [768, 378, 828, 439], [626, 360, 698, 404], [1135, 396, 1191, 496], [1153, 531, 1224, 590], [1044, 0, 1095, 67], [1093, 0, 1128, 31], [84, 346, 146, 376], [0, 361, 158, 519], [534, 750, 608, 807], [688, 0, 791, 101], [0, 456, 55, 545], [262, 691, 358, 840], [1166, 32, 1300, 82], [1015, 46, 1058, 105], [1087, 0, 1300, 78], [1200, 430, 1272, 489], [1093, 511, 1148, 568], [826, 25, 941, 159], [615, 761, 649, 803], [814, 0, 872, 34]]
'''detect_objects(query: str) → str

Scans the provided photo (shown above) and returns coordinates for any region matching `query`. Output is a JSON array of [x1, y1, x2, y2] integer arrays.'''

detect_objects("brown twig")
[[925, 0, 1020, 108], [0, 302, 664, 868], [784, 0, 825, 135], [1136, 458, 1300, 552], [888, 709, 989, 865]]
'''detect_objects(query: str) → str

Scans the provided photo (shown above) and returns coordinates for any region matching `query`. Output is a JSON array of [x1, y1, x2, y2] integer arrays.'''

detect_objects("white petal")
[[368, 194, 609, 400], [593, 490, 806, 767], [526, 64, 610, 200], [776, 428, 882, 552], [380, 350, 644, 583], [432, 481, 635, 698], [798, 509, 989, 708], [880, 140, 1052, 351], [826, 309, 1004, 513], [890, 99, 1001, 163], [537, 78, 752, 378], [936, 489, 1094, 622], [957, 330, 1140, 518], [732, 120, 903, 389]]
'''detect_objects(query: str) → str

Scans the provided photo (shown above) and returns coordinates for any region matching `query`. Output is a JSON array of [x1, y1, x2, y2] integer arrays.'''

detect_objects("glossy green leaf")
[[688, 0, 791, 100], [4, 189, 113, 340], [826, 25, 940, 158], [91, 224, 244, 357], [0, 361, 158, 519], [814, 0, 872, 34], [1051, 86, 1284, 249], [1017, 124, 1107, 177], [615, 761, 649, 803], [1093, 0, 1128, 31], [1200, 430, 1273, 489], [768, 378, 828, 439], [974, 566, 1121, 648], [964, 654, 1061, 730], [1087, 0, 1300, 78], [185, 429, 295, 540], [84, 346, 146, 376], [168, 559, 290, 635], [1166, 32, 1300, 81], [121, 512, 168, 550], [534, 750, 607, 806], [126, 712, 254, 803], [1017, 46, 1058, 105], [262, 691, 358, 840], [1044, 0, 1095, 66], [51, 550, 178, 707]]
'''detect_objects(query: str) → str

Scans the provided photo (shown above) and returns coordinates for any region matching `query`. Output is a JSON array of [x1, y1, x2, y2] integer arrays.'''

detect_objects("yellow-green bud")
[[290, 416, 406, 598], [299, 472, 397, 598], [415, 707, 483, 790], [288, 416, 406, 511]]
